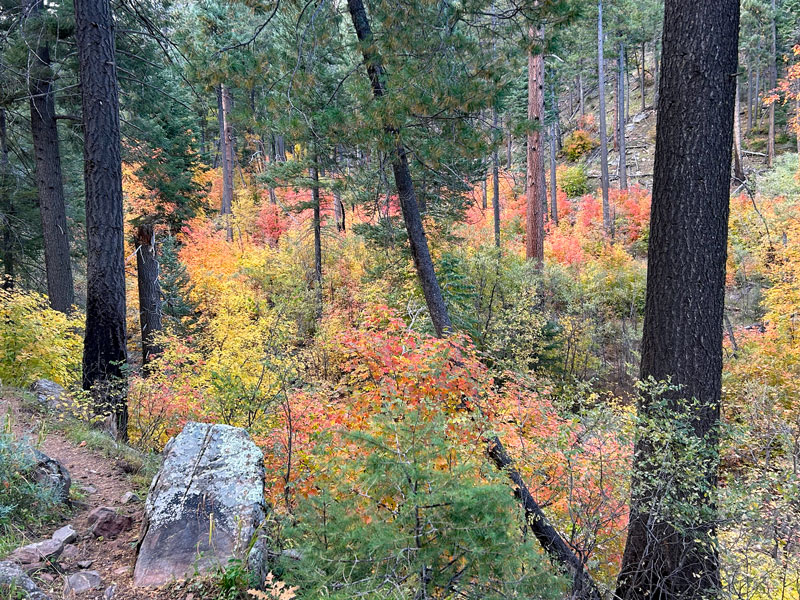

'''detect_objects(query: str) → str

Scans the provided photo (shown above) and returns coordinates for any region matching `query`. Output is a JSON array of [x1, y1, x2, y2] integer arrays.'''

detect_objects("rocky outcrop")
[[0, 561, 51, 599], [133, 422, 268, 587]]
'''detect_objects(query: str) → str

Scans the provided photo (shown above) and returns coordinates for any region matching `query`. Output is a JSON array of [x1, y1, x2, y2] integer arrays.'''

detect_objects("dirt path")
[[1, 392, 150, 599]]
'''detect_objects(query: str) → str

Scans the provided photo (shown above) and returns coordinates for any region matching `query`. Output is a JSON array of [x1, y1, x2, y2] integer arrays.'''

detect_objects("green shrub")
[[280, 400, 566, 600], [559, 165, 590, 197], [0, 290, 83, 388], [0, 420, 63, 554]]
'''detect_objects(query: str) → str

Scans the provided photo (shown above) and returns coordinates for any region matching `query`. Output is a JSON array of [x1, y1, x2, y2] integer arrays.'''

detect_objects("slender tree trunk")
[[653, 36, 660, 107], [549, 122, 558, 225], [612, 59, 619, 152], [0, 108, 13, 290], [75, 0, 128, 440], [768, 0, 777, 167], [311, 153, 322, 311], [506, 128, 512, 170], [747, 59, 754, 132], [615, 1, 739, 598], [640, 41, 646, 111], [526, 25, 545, 264], [492, 108, 501, 249], [578, 70, 585, 117], [347, 0, 451, 336], [24, 0, 75, 313], [135, 223, 163, 369], [219, 84, 234, 240], [597, 0, 611, 232], [733, 77, 745, 182], [618, 41, 628, 190], [481, 177, 487, 210]]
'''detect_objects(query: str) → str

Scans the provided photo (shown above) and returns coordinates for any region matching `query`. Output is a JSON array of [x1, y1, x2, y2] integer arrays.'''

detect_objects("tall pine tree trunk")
[[526, 24, 544, 265], [0, 108, 13, 290], [597, 0, 611, 232], [640, 41, 646, 111], [346, 0, 451, 336], [549, 122, 558, 225], [618, 41, 628, 190], [219, 84, 234, 240], [24, 0, 74, 313], [492, 110, 501, 249], [311, 153, 322, 312], [75, 0, 128, 439], [768, 0, 777, 167], [615, 1, 739, 598], [135, 223, 163, 369], [733, 77, 745, 182]]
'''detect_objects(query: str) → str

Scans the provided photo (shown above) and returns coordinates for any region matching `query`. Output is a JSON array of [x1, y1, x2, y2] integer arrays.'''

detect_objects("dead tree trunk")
[[135, 223, 163, 369]]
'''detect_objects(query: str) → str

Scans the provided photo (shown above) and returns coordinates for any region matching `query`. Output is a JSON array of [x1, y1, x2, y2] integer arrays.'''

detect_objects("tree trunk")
[[526, 25, 545, 265], [578, 69, 585, 117], [311, 154, 322, 311], [481, 177, 487, 210], [747, 59, 753, 133], [653, 36, 660, 107], [334, 190, 345, 232], [597, 0, 611, 232], [24, 0, 75, 313], [346, 0, 452, 336], [615, 1, 739, 598], [618, 41, 628, 190], [640, 41, 646, 112], [135, 223, 163, 369], [75, 0, 128, 440], [733, 77, 745, 182], [768, 0, 776, 167], [0, 108, 13, 290], [549, 122, 558, 225], [219, 84, 234, 241], [492, 108, 501, 249]]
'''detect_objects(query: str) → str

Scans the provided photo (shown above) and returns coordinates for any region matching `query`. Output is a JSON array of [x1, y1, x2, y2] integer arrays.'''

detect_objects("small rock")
[[121, 491, 140, 504], [112, 566, 130, 576], [63, 570, 102, 598], [87, 507, 132, 539], [82, 484, 98, 495], [31, 379, 67, 412], [51, 525, 77, 545], [0, 560, 51, 600], [22, 562, 47, 575], [9, 539, 64, 564], [77, 559, 93, 569], [60, 544, 80, 560], [104, 584, 117, 599], [39, 572, 55, 583]]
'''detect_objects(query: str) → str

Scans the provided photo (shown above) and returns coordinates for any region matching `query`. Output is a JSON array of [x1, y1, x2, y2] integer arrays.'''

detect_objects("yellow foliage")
[[0, 290, 83, 388]]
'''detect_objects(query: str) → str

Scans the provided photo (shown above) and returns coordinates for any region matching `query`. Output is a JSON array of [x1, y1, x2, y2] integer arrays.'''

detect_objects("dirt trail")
[[0, 393, 155, 600]]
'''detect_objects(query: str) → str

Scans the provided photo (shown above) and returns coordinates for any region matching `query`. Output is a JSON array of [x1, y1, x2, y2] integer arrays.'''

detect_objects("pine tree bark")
[[597, 0, 611, 232], [733, 78, 745, 182], [615, 0, 739, 598], [219, 84, 234, 240], [24, 0, 75, 313], [311, 153, 322, 311], [549, 122, 558, 224], [526, 24, 545, 265], [0, 107, 13, 290], [768, 0, 777, 167], [346, 0, 452, 336], [492, 109, 501, 249], [135, 223, 163, 369], [618, 41, 628, 190], [75, 0, 128, 439], [640, 41, 646, 112]]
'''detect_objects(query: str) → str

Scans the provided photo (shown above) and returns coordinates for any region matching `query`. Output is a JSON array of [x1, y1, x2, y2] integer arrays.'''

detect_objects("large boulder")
[[29, 448, 71, 504], [0, 561, 51, 600], [133, 422, 267, 587], [30, 379, 67, 412]]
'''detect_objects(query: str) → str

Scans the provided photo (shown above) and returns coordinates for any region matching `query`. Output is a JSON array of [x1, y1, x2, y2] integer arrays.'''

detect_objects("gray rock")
[[121, 491, 140, 504], [63, 570, 101, 598], [133, 422, 267, 587], [104, 584, 116, 599], [51, 525, 77, 545], [0, 560, 51, 600], [87, 507, 132, 539], [8, 539, 63, 564], [31, 379, 67, 412], [76, 560, 93, 569], [29, 449, 71, 503], [60, 544, 80, 560]]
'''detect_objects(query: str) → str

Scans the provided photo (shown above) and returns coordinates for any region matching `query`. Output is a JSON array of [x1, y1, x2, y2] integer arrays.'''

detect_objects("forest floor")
[[0, 389, 215, 600]]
